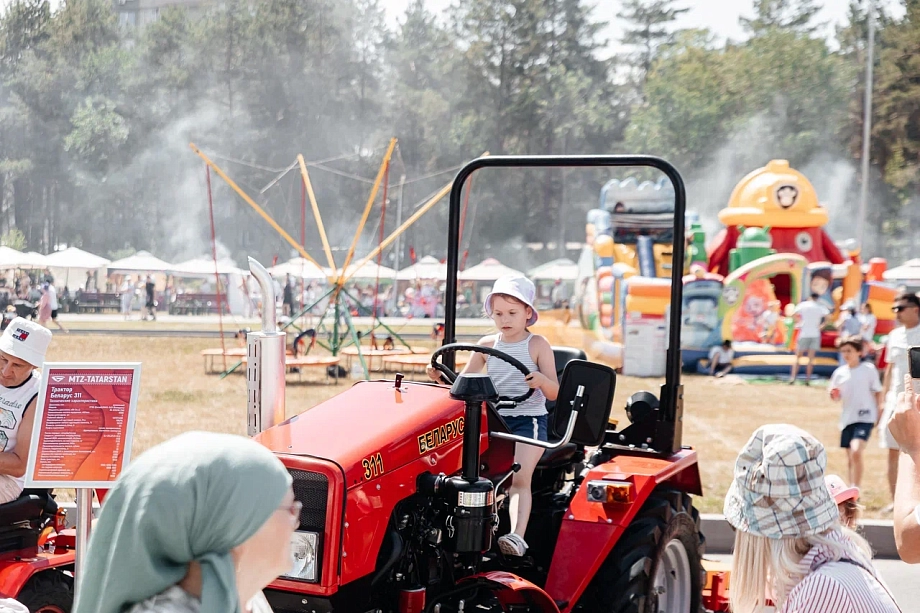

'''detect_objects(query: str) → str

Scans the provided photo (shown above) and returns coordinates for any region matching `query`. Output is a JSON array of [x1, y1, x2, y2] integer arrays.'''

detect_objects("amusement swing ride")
[[188, 138, 487, 380]]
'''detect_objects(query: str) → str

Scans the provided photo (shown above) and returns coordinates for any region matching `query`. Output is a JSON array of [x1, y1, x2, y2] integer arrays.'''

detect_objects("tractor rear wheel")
[[16, 570, 73, 613], [579, 488, 703, 613]]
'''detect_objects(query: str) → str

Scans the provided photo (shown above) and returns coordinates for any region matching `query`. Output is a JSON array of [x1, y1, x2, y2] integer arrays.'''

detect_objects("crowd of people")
[[0, 270, 917, 610]]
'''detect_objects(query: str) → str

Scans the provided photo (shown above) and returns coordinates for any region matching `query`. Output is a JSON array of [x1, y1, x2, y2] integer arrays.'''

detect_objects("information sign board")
[[24, 363, 141, 489]]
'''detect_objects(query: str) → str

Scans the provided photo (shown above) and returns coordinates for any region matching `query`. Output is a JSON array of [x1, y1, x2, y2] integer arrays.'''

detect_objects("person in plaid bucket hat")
[[724, 423, 838, 539], [725, 424, 901, 613]]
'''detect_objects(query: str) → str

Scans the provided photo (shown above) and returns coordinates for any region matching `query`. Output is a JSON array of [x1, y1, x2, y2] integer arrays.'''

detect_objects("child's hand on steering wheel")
[[426, 365, 445, 384], [524, 372, 550, 390]]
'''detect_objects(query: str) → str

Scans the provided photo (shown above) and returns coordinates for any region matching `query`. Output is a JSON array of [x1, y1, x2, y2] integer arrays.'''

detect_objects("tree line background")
[[0, 0, 917, 271]]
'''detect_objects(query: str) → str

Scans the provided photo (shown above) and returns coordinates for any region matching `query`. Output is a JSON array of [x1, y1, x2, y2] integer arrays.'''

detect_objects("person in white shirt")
[[45, 283, 66, 332], [860, 302, 879, 358], [860, 302, 878, 342], [789, 292, 830, 385], [890, 375, 920, 563], [836, 306, 862, 338], [0, 318, 52, 503], [879, 292, 920, 513], [828, 337, 883, 489], [708, 340, 735, 377]]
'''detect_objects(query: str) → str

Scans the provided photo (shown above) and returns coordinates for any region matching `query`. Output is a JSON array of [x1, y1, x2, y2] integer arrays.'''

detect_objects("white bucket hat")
[[0, 317, 52, 368], [484, 274, 538, 326]]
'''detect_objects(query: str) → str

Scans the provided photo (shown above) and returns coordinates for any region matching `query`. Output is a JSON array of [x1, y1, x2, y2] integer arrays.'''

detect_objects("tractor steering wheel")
[[429, 343, 535, 404]]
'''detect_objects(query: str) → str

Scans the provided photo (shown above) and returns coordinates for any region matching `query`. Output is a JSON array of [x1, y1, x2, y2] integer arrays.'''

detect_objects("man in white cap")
[[0, 317, 52, 503]]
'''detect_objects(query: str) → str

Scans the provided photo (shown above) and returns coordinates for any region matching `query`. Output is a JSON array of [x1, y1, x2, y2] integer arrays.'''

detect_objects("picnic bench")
[[240, 354, 341, 384], [382, 353, 470, 379], [170, 293, 230, 315], [200, 347, 248, 373], [340, 345, 429, 372], [72, 292, 121, 314]]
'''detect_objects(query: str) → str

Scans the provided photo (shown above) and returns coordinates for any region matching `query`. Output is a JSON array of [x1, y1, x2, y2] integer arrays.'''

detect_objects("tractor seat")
[[0, 490, 52, 526], [538, 442, 579, 469], [537, 346, 588, 469]]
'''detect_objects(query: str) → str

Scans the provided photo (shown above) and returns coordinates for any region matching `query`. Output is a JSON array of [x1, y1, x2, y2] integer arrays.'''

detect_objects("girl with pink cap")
[[427, 274, 559, 557]]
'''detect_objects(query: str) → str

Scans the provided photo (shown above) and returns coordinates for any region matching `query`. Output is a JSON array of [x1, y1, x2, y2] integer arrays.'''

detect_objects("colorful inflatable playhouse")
[[681, 159, 898, 376], [539, 160, 898, 378], [536, 177, 677, 371]]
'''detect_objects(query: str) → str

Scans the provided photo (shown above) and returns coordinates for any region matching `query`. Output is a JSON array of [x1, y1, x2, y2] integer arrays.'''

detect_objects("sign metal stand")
[[23, 362, 141, 600]]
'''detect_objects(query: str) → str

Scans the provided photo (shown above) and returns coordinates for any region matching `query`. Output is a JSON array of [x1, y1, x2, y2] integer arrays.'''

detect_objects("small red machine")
[[248, 155, 709, 613], [0, 488, 76, 611]]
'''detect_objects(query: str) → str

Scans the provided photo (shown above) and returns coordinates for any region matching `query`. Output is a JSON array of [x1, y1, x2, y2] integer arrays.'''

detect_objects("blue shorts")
[[502, 414, 548, 442]]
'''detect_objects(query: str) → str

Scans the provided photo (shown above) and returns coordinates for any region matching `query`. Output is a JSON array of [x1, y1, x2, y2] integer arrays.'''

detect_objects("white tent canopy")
[[0, 246, 48, 269], [268, 257, 327, 280], [459, 258, 524, 282], [883, 258, 920, 282], [171, 257, 247, 278], [528, 258, 579, 281], [107, 250, 173, 274], [24, 252, 49, 267], [396, 255, 448, 280], [333, 261, 397, 282], [44, 247, 110, 270], [44, 247, 111, 288]]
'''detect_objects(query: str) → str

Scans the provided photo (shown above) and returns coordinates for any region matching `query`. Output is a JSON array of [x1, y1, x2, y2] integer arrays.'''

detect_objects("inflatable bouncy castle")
[[538, 159, 898, 378], [533, 177, 676, 372], [681, 159, 898, 376]]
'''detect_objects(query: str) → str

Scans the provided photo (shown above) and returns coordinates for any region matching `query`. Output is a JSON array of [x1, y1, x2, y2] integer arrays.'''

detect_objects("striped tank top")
[[0, 371, 40, 490], [487, 333, 547, 417]]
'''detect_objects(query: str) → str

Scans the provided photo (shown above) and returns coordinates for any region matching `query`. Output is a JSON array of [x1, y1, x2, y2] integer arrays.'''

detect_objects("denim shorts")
[[797, 336, 821, 352], [502, 414, 548, 442]]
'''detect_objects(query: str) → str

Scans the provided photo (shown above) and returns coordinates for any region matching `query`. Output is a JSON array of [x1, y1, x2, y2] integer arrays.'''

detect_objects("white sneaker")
[[498, 533, 528, 556]]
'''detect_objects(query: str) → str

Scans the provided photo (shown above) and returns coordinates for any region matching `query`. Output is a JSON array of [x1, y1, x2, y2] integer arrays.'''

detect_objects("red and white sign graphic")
[[25, 363, 141, 488]]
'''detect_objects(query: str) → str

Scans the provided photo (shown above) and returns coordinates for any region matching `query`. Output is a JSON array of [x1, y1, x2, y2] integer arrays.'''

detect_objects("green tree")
[[625, 30, 738, 168], [740, 0, 823, 36], [617, 0, 688, 88], [868, 3, 920, 236]]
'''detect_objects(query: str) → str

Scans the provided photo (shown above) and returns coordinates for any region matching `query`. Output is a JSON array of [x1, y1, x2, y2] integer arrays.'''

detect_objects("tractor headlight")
[[283, 531, 318, 582]]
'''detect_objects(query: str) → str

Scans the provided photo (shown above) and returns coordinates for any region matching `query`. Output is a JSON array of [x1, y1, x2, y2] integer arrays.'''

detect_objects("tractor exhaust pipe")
[[247, 257, 286, 436]]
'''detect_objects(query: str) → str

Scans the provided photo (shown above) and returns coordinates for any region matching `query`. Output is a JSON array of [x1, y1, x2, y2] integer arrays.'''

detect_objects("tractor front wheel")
[[579, 488, 703, 613], [16, 570, 73, 613]]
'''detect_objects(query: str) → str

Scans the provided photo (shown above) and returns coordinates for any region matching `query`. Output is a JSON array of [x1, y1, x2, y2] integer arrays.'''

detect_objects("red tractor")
[[0, 488, 76, 611], [248, 155, 708, 613]]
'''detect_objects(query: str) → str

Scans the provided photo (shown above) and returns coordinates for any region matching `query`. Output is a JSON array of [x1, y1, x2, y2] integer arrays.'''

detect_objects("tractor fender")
[[458, 571, 560, 613], [544, 448, 701, 610], [0, 550, 76, 598]]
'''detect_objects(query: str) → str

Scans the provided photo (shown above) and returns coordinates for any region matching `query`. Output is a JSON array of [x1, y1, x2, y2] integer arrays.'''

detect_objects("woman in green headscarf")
[[73, 431, 299, 613]]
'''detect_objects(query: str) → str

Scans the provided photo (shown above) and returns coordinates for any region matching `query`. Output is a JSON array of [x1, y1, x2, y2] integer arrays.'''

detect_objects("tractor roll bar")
[[443, 156, 687, 450], [490, 385, 584, 449]]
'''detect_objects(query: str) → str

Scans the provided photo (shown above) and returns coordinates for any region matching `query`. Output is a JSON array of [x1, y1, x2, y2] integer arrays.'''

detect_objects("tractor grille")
[[289, 469, 329, 584], [289, 469, 329, 532]]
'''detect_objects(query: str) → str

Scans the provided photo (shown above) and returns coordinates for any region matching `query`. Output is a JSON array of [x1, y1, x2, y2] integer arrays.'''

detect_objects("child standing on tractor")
[[427, 274, 559, 557], [828, 337, 883, 489]]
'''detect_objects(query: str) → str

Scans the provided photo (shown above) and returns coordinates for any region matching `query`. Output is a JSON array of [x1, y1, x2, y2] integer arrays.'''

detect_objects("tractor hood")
[[255, 380, 466, 487]]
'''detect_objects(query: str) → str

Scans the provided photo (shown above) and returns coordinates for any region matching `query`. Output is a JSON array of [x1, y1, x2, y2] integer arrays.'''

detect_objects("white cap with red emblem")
[[0, 317, 52, 367]]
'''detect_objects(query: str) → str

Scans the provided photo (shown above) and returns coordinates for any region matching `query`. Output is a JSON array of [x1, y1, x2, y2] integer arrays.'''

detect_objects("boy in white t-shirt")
[[829, 337, 883, 489], [879, 292, 920, 512], [708, 340, 735, 378]]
